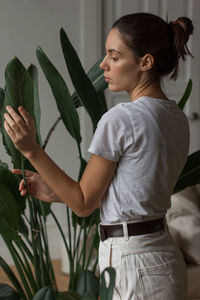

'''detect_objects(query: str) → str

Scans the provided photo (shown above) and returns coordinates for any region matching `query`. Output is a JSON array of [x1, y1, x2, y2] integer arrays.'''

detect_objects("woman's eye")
[[111, 57, 118, 61]]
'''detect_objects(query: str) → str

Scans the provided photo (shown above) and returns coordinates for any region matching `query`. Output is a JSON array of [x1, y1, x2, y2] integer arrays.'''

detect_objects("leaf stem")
[[5, 240, 33, 299], [42, 116, 61, 150]]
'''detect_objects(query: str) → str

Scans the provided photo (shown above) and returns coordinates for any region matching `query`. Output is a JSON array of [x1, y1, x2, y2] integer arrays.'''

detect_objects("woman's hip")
[[99, 226, 187, 300]]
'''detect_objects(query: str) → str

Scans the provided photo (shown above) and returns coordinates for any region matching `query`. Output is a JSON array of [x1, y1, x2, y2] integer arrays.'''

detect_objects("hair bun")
[[174, 17, 194, 42], [169, 16, 194, 61]]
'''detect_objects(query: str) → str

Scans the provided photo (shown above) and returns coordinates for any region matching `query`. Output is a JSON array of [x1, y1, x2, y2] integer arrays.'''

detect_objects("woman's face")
[[100, 28, 142, 95]]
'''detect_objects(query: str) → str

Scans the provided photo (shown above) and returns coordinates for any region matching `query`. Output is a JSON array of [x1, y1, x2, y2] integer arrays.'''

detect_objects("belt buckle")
[[100, 225, 106, 241]]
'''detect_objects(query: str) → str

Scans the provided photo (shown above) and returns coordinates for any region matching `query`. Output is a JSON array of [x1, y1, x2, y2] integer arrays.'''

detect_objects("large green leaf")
[[0, 58, 39, 170], [87, 57, 108, 96], [0, 165, 29, 235], [0, 160, 8, 169], [60, 28, 105, 130], [58, 290, 82, 300], [76, 270, 99, 299], [100, 267, 116, 300], [0, 220, 20, 240], [173, 150, 200, 194], [0, 182, 19, 229], [33, 286, 56, 300], [28, 64, 42, 146], [0, 182, 20, 240], [0, 166, 22, 240], [72, 57, 108, 110], [0, 166, 25, 213], [4, 58, 34, 111], [0, 58, 32, 168], [36, 47, 82, 146], [96, 91, 107, 117], [0, 283, 20, 300], [178, 79, 192, 110]]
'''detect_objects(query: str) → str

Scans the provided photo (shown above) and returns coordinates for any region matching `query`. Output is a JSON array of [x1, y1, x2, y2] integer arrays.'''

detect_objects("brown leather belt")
[[99, 217, 165, 241]]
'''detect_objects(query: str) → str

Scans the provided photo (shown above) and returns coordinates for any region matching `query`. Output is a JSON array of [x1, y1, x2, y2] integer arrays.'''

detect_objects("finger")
[[19, 181, 33, 196], [12, 169, 34, 176], [4, 119, 16, 139], [4, 113, 22, 137], [4, 114, 19, 136], [6, 106, 28, 133], [19, 179, 26, 191], [20, 189, 27, 196], [12, 169, 23, 175], [18, 106, 33, 126]]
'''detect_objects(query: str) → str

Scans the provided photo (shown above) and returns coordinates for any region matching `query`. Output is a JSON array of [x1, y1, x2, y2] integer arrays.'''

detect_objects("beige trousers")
[[99, 224, 187, 300]]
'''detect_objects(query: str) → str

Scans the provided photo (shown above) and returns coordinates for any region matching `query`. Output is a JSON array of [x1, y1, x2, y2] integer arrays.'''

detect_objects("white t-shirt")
[[88, 96, 190, 225]]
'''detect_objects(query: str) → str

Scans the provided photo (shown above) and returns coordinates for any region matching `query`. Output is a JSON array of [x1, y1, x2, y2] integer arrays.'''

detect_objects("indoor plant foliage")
[[0, 27, 114, 300], [0, 26, 199, 300]]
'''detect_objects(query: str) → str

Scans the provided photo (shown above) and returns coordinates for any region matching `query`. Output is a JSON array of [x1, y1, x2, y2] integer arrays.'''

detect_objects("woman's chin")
[[108, 84, 123, 92]]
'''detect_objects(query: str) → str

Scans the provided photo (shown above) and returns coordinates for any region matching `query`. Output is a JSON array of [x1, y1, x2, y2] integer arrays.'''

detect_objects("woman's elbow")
[[75, 207, 95, 218]]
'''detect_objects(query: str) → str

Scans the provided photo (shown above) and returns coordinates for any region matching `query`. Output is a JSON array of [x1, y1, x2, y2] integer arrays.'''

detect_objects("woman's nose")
[[99, 61, 103, 70], [99, 60, 104, 70], [99, 56, 109, 70]]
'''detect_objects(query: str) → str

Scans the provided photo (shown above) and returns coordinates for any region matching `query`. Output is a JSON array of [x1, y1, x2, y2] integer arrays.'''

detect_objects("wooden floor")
[[0, 259, 70, 292]]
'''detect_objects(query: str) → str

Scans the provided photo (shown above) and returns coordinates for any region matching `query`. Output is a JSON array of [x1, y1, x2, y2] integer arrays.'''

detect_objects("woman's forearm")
[[26, 144, 89, 217]]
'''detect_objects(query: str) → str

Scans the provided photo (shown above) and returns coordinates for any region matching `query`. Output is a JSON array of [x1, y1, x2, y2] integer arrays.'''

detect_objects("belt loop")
[[122, 222, 129, 241], [98, 223, 101, 237]]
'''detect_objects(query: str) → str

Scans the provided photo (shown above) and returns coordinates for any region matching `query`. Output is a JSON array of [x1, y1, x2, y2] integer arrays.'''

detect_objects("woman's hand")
[[13, 169, 61, 203], [4, 106, 38, 159]]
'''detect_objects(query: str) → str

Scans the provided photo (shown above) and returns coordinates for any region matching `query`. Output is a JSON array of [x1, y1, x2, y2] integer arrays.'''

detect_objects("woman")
[[4, 13, 193, 300]]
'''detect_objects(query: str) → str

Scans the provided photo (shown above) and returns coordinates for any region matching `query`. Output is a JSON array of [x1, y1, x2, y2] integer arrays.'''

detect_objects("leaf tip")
[[36, 46, 42, 53]]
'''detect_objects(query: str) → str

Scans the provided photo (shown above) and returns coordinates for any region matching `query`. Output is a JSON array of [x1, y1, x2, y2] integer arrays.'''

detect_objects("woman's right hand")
[[12, 169, 61, 203]]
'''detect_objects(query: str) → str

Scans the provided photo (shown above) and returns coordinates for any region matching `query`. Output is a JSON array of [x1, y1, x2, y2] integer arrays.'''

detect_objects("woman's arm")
[[4, 106, 117, 217]]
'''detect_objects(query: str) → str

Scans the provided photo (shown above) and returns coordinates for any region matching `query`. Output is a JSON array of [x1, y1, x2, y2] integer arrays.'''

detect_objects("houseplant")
[[0, 27, 113, 299]]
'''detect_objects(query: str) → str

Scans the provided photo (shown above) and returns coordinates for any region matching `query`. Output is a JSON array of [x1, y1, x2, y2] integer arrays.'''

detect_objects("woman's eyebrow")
[[107, 48, 122, 55]]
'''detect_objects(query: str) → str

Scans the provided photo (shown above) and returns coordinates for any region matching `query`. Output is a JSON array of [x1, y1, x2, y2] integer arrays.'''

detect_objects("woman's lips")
[[104, 77, 111, 82]]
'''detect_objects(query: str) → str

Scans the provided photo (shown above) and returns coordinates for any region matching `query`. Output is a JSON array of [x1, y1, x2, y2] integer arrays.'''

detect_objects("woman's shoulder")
[[100, 103, 131, 124]]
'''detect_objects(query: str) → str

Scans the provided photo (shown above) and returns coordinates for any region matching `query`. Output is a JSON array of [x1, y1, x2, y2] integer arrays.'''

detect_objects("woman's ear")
[[139, 54, 154, 71]]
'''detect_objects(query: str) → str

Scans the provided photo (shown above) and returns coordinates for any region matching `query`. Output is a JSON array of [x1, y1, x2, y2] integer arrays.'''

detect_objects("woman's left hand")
[[4, 106, 38, 159]]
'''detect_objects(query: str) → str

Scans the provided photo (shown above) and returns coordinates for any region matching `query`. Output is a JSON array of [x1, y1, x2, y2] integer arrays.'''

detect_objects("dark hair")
[[112, 13, 194, 80]]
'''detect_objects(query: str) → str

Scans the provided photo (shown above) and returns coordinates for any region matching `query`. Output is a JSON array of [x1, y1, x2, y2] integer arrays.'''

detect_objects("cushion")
[[166, 185, 200, 265]]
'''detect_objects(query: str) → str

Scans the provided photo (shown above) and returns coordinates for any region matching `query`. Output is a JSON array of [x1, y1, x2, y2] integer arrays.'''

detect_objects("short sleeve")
[[88, 104, 133, 162]]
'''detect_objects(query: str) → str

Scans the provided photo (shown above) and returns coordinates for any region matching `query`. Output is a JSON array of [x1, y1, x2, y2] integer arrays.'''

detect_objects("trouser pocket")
[[137, 258, 185, 300]]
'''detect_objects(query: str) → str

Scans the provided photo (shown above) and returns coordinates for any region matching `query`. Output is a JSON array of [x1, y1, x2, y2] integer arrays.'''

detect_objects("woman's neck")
[[129, 77, 169, 102]]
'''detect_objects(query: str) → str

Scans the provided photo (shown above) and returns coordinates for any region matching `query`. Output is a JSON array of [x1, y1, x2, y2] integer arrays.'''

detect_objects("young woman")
[[4, 13, 193, 300]]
